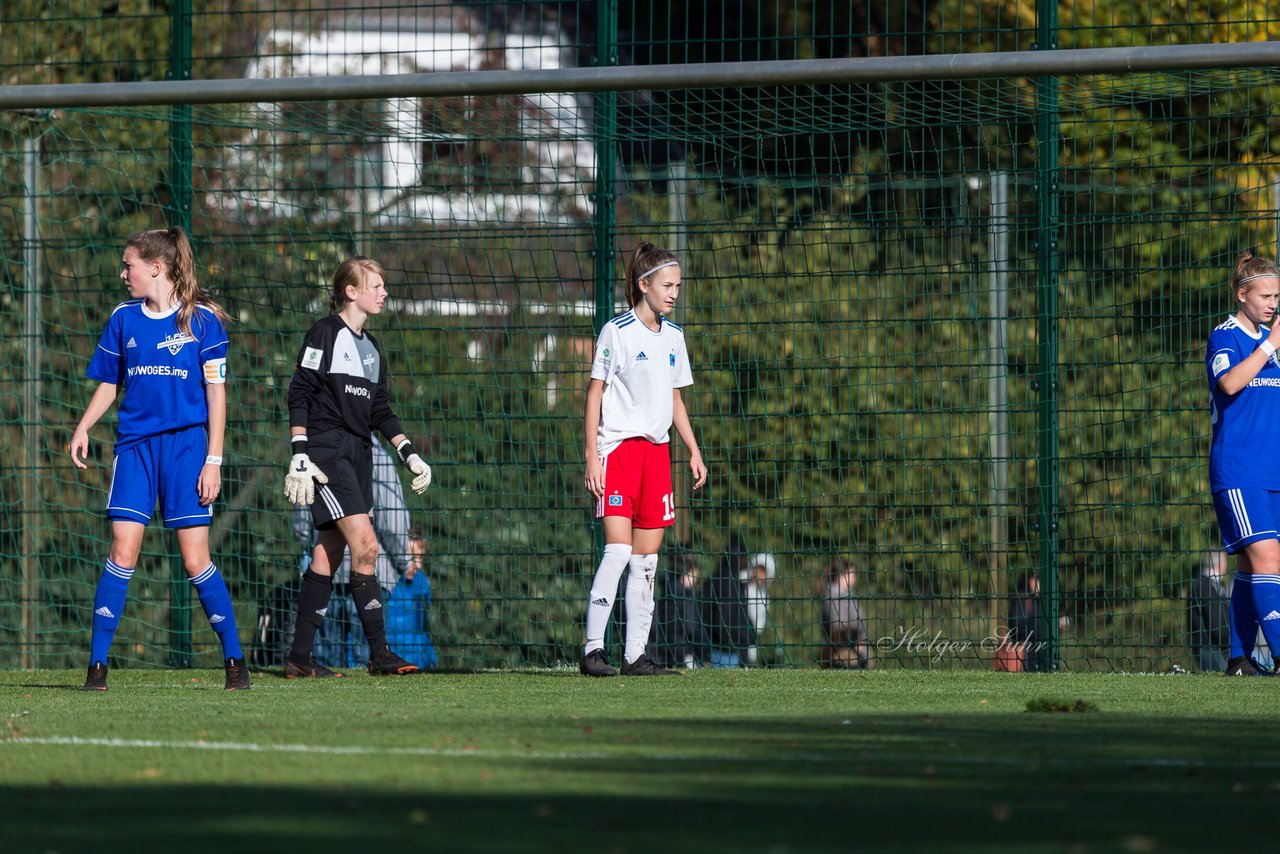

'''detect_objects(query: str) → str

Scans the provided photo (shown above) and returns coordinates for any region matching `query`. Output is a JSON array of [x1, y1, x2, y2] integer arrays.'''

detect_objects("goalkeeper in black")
[[283, 256, 433, 677]]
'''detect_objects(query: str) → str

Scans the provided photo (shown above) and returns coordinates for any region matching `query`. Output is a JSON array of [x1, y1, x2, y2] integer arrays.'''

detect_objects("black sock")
[[289, 569, 333, 660], [350, 573, 387, 653]]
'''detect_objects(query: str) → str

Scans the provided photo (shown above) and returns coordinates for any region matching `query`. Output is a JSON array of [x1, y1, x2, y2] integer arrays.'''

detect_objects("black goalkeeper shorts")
[[308, 429, 373, 530]]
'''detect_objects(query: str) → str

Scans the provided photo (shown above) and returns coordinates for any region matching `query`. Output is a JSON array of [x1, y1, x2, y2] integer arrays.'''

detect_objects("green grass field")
[[0, 667, 1274, 852]]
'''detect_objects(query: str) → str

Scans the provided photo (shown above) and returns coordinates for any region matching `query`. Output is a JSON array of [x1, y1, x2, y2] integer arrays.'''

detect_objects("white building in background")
[[221, 17, 595, 226]]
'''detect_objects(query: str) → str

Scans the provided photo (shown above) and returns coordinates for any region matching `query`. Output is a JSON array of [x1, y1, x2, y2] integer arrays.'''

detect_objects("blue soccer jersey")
[[1207, 315, 1280, 491], [86, 300, 228, 453]]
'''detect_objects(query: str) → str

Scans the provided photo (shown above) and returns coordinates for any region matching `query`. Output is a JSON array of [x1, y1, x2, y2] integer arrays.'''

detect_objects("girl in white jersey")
[[580, 243, 708, 677]]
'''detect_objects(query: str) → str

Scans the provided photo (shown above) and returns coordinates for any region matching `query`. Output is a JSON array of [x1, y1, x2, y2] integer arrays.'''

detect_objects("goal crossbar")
[[2, 41, 1278, 110]]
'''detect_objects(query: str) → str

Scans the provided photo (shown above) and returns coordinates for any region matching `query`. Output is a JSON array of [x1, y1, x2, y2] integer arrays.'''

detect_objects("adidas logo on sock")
[[94, 606, 115, 618], [364, 600, 382, 610], [315, 607, 328, 617], [209, 614, 225, 624], [1264, 610, 1280, 621], [592, 598, 609, 606]]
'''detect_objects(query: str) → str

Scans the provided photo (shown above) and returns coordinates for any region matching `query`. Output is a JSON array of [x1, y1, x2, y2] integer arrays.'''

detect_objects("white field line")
[[3, 735, 1277, 770]]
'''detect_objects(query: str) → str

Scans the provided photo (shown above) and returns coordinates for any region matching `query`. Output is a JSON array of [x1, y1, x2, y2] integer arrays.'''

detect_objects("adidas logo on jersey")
[[364, 600, 382, 610], [592, 598, 609, 606], [1264, 610, 1280, 622], [635, 351, 648, 361], [94, 606, 115, 619], [126, 337, 137, 349], [209, 614, 225, 624]]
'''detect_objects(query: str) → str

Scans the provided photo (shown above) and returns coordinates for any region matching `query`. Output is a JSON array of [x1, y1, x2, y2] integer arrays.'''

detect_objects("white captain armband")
[[203, 357, 227, 384]]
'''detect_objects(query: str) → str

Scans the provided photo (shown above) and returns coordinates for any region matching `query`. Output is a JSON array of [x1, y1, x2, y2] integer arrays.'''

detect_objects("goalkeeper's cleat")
[[620, 653, 681, 677], [579, 648, 618, 677], [368, 645, 420, 676], [83, 661, 108, 692], [224, 657, 252, 691], [284, 653, 345, 679], [1225, 656, 1266, 677]]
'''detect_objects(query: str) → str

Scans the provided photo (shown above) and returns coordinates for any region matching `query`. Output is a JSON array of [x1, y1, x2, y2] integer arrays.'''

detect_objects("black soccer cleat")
[[579, 648, 617, 677], [368, 645, 420, 676], [620, 653, 681, 677], [284, 653, 345, 679], [581, 650, 619, 676], [1225, 656, 1266, 677], [224, 657, 252, 691], [83, 661, 108, 692]]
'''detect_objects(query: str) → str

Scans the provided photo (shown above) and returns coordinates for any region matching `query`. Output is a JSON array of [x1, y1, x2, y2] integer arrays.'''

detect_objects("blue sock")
[[1230, 571, 1257, 659], [190, 563, 243, 660], [90, 560, 133, 666], [1250, 574, 1280, 661]]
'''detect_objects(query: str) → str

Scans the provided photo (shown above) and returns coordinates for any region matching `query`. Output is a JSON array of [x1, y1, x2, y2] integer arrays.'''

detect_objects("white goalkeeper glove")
[[405, 453, 432, 494], [284, 453, 328, 505]]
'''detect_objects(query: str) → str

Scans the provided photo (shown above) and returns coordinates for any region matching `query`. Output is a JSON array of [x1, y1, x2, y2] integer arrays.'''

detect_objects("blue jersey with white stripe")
[[1207, 315, 1280, 491], [87, 300, 228, 453]]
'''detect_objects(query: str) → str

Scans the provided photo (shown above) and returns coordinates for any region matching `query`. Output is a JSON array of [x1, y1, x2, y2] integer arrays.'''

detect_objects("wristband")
[[396, 438, 415, 464], [1262, 341, 1277, 359], [204, 455, 223, 466], [291, 435, 309, 457]]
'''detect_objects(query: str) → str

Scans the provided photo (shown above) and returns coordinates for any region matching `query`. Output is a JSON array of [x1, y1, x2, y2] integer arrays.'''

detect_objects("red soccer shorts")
[[596, 437, 675, 528]]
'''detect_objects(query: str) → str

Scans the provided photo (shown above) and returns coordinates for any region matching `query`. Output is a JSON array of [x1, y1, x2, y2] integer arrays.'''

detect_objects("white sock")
[[584, 543, 632, 655], [624, 553, 659, 664]]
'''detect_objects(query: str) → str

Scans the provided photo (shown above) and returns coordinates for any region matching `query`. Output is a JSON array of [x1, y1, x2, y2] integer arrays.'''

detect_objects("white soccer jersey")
[[590, 309, 693, 457]]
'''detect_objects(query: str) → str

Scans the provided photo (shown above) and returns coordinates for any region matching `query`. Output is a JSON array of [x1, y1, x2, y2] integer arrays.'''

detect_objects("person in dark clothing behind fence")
[[1188, 549, 1230, 673], [650, 545, 709, 669], [701, 537, 754, 668], [1003, 572, 1041, 672]]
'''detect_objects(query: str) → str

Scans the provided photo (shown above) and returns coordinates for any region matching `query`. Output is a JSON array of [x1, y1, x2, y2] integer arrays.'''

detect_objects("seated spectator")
[[385, 527, 438, 670], [819, 559, 871, 669], [650, 545, 709, 669]]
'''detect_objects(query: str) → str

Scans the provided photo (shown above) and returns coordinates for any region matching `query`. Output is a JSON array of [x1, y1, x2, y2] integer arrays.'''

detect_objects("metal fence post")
[[168, 0, 194, 668], [1035, 0, 1061, 672], [591, 0, 619, 653], [22, 134, 42, 669]]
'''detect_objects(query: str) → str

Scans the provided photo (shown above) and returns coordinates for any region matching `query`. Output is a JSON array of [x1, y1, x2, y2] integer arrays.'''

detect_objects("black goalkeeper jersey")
[[288, 314, 405, 442]]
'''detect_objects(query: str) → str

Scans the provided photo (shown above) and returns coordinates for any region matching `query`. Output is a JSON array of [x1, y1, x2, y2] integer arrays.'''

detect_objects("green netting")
[[3, 1, 1280, 672]]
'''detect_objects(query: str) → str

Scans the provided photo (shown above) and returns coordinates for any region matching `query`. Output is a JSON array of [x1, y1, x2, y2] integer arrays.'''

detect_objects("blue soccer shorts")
[[1213, 487, 1280, 554], [107, 425, 212, 528]]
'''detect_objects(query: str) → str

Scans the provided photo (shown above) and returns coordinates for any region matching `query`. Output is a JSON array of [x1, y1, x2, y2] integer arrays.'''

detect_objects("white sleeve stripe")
[[97, 345, 121, 357], [199, 340, 230, 353]]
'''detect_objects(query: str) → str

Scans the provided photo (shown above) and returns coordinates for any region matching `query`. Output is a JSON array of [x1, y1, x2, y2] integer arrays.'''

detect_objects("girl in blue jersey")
[[1207, 251, 1280, 676], [69, 227, 248, 691]]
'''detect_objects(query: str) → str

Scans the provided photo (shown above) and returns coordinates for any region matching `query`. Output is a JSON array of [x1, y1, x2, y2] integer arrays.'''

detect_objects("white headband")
[[638, 260, 679, 282], [1239, 272, 1277, 285]]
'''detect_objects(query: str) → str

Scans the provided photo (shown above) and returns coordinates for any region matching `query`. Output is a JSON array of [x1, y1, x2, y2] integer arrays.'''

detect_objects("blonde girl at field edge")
[[282, 256, 432, 678], [70, 227, 249, 692], [1207, 251, 1280, 677], [580, 243, 708, 678]]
